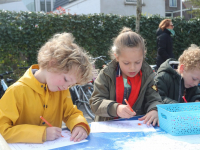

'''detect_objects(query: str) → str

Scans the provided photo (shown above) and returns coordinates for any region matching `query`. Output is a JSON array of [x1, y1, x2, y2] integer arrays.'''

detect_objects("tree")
[[185, 0, 200, 18], [135, 0, 142, 33]]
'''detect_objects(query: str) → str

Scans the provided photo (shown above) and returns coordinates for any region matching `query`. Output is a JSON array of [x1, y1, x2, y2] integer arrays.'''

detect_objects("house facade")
[[1, 0, 197, 20], [55, 0, 165, 17], [0, 0, 56, 12], [165, 0, 195, 20]]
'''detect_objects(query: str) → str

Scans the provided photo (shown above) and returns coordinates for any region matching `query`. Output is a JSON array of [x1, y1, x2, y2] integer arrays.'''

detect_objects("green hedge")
[[0, 10, 200, 77]]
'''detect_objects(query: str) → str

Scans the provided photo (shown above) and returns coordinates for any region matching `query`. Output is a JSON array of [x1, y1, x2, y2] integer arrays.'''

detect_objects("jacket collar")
[[163, 28, 171, 35], [157, 58, 181, 79], [103, 59, 154, 83], [18, 64, 47, 95]]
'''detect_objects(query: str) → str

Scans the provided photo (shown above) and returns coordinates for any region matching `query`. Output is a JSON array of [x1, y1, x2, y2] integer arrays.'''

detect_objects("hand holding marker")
[[124, 99, 142, 126], [124, 99, 134, 112], [40, 116, 64, 137]]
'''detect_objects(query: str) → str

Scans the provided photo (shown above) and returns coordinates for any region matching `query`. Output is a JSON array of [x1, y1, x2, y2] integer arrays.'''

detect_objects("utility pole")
[[136, 0, 142, 33], [180, 0, 182, 17]]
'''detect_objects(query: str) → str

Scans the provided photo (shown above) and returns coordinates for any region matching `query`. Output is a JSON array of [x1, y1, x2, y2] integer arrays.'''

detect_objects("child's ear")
[[114, 53, 119, 62], [179, 64, 185, 73], [48, 59, 56, 68]]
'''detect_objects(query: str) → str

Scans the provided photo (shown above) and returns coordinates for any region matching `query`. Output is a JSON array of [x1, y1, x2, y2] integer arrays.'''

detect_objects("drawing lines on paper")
[[9, 130, 88, 150], [91, 120, 156, 133]]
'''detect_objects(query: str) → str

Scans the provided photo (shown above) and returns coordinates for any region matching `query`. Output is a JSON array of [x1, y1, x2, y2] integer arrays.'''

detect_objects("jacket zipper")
[[178, 77, 185, 103]]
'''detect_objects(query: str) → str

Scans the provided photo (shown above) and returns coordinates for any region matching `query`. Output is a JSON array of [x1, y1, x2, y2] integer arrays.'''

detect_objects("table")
[[51, 116, 200, 150]]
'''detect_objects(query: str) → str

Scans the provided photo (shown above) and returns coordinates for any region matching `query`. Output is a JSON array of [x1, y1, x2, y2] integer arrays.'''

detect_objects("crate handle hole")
[[161, 113, 167, 119]]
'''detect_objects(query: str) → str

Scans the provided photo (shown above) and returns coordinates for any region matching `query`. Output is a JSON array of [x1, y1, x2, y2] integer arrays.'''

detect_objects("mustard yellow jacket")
[[0, 65, 90, 143]]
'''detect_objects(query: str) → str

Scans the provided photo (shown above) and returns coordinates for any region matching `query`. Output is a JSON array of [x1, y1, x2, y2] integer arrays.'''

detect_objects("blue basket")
[[157, 103, 200, 136]]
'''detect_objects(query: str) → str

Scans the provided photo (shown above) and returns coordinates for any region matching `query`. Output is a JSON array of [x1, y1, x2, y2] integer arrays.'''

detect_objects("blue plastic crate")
[[157, 103, 200, 136]]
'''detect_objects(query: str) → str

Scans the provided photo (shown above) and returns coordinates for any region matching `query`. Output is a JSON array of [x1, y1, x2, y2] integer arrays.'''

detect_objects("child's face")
[[45, 68, 78, 92], [179, 65, 200, 88], [115, 47, 143, 78]]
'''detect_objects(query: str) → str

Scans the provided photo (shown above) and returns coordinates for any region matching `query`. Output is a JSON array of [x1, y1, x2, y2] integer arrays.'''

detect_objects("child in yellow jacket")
[[0, 32, 93, 143]]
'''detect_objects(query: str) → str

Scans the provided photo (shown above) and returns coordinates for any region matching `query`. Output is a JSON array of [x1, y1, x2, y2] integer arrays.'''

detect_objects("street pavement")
[[78, 104, 94, 124]]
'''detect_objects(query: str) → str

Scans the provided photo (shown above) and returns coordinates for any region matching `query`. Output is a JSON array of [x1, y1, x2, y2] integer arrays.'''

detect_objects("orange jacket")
[[0, 65, 90, 143]]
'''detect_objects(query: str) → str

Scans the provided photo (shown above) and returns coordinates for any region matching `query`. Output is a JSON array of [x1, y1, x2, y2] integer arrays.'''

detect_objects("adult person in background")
[[156, 19, 175, 69]]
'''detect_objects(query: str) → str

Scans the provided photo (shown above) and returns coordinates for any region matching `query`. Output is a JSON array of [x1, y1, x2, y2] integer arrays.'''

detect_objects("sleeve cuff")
[[42, 128, 47, 142], [107, 102, 119, 117], [72, 123, 90, 135]]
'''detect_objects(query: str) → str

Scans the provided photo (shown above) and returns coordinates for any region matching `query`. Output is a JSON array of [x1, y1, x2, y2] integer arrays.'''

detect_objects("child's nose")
[[130, 64, 135, 70]]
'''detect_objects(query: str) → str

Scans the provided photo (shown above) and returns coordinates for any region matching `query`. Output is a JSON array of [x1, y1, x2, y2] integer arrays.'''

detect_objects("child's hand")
[[116, 104, 136, 118], [70, 126, 88, 142], [138, 110, 159, 126], [46, 127, 62, 141], [195, 100, 200, 102]]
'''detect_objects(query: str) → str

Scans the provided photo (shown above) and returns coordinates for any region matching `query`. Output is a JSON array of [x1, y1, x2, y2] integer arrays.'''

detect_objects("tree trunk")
[[136, 0, 142, 33]]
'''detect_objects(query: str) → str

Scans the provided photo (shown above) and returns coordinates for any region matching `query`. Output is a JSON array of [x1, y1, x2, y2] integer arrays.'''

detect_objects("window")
[[40, 0, 45, 12], [46, 0, 51, 12], [166, 12, 172, 17], [40, 0, 55, 12], [169, 0, 177, 7]]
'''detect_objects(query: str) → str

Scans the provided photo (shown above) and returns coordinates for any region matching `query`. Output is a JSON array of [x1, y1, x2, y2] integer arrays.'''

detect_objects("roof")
[[0, 0, 21, 4], [53, 0, 77, 10]]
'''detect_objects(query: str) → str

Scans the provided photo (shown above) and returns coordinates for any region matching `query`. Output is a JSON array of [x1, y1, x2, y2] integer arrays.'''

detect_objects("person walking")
[[156, 19, 175, 69]]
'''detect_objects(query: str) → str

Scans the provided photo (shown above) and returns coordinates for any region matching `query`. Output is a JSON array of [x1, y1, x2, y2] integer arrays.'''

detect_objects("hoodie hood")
[[18, 65, 47, 95], [156, 28, 164, 37], [157, 58, 180, 79]]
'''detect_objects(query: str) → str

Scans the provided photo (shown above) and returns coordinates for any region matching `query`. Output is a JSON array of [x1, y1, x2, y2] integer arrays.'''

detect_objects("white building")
[[0, 0, 55, 12], [0, 0, 165, 17], [55, 0, 165, 17]]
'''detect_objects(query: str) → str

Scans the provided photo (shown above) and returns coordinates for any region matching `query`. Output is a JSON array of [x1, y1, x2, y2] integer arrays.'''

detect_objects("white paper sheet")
[[91, 120, 156, 133], [9, 130, 88, 150]]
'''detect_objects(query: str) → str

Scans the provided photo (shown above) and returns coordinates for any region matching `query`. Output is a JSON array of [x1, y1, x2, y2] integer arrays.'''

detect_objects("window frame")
[[36, 0, 54, 12], [169, 0, 177, 8], [124, 0, 144, 5]]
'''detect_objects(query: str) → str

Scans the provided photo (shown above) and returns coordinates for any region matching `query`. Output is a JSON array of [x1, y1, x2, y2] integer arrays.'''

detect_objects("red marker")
[[40, 116, 53, 127], [40, 116, 64, 137], [182, 96, 188, 103], [124, 99, 134, 112]]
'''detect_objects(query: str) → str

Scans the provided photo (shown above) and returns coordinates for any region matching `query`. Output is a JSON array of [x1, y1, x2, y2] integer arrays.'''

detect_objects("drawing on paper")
[[9, 130, 88, 150], [91, 120, 156, 133]]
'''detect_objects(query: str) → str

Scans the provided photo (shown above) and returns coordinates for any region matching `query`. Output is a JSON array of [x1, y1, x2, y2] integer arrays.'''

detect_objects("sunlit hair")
[[109, 27, 146, 60], [159, 19, 171, 31], [37, 32, 93, 85], [178, 44, 200, 71]]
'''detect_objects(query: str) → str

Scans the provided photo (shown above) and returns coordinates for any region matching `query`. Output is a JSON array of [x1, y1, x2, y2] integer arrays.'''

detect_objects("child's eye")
[[136, 62, 141, 64], [64, 78, 68, 82], [124, 62, 129, 65], [193, 78, 197, 81]]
